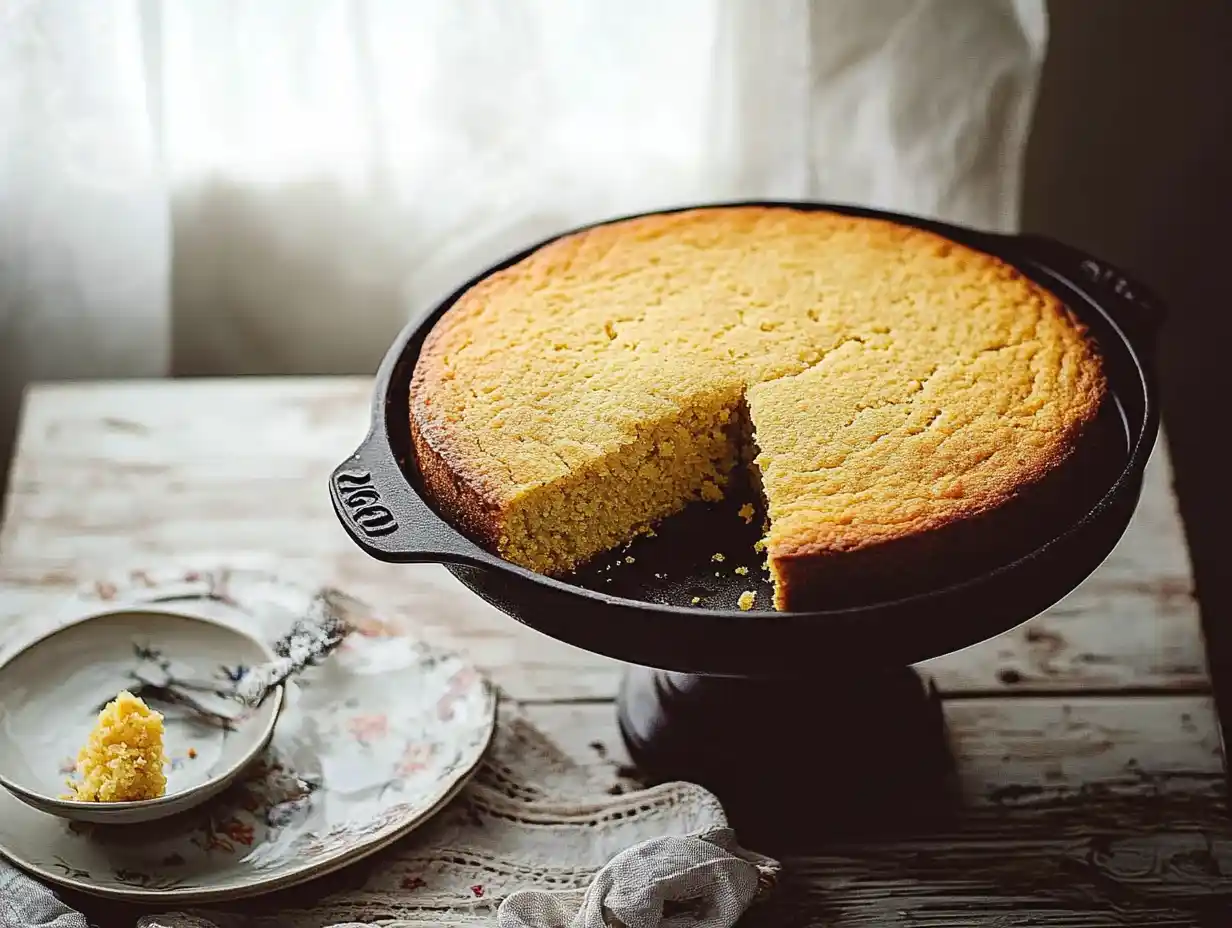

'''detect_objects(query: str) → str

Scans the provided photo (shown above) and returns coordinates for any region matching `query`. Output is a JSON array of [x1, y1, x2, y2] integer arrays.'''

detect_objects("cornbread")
[[737, 591, 757, 611], [67, 691, 167, 802], [410, 207, 1106, 609]]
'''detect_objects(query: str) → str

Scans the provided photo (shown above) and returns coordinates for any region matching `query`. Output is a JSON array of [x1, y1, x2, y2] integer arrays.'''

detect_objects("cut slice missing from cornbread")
[[409, 207, 1107, 610]]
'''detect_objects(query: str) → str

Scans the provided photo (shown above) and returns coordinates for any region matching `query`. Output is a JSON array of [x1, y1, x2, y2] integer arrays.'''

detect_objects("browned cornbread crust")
[[410, 207, 1107, 610]]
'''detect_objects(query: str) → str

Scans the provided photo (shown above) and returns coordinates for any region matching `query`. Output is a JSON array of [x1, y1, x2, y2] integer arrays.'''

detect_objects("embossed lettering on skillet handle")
[[1011, 233, 1165, 354], [330, 433, 482, 565]]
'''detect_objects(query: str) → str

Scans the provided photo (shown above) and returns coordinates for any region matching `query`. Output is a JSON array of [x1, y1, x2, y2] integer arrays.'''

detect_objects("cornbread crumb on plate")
[[691, 596, 701, 605], [66, 691, 166, 802], [711, 553, 725, 563], [735, 566, 750, 576], [737, 591, 757, 611], [737, 503, 756, 524]]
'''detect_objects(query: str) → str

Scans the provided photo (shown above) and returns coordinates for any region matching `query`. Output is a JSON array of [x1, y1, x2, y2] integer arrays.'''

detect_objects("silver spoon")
[[119, 591, 352, 727]]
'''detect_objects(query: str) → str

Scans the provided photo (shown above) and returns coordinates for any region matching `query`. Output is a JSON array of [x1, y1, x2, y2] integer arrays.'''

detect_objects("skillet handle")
[[330, 430, 482, 564], [996, 232, 1165, 354]]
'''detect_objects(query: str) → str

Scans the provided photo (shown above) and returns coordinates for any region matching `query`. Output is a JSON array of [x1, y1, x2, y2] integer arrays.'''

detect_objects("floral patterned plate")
[[0, 566, 497, 902]]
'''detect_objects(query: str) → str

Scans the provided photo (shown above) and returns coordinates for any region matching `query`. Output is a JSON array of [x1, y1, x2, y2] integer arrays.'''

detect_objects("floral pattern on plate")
[[0, 567, 496, 902]]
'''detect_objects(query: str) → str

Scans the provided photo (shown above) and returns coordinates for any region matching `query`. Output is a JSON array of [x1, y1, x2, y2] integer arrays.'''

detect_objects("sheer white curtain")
[[0, 0, 1046, 464]]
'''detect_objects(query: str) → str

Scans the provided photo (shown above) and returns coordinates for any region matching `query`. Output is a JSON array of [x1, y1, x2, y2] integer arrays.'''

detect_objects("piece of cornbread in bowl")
[[67, 690, 167, 803]]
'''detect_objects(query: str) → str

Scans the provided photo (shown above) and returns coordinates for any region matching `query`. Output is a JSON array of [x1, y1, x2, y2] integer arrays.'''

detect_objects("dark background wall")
[[1022, 0, 1232, 706]]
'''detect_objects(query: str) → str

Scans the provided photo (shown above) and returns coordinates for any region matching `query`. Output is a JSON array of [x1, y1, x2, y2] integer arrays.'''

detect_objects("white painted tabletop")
[[0, 378, 1225, 926]]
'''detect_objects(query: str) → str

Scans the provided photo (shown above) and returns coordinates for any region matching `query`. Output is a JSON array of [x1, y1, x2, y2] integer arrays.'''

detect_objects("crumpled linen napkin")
[[0, 862, 88, 928], [496, 828, 771, 928]]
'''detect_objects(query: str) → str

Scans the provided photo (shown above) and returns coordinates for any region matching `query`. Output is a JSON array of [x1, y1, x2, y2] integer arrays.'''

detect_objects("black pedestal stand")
[[617, 665, 957, 851]]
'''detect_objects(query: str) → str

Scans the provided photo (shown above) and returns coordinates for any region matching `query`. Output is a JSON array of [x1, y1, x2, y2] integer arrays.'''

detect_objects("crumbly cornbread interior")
[[67, 690, 167, 802], [411, 208, 1104, 607]]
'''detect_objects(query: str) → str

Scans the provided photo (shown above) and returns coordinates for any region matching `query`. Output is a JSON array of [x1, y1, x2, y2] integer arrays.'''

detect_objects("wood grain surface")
[[0, 378, 1225, 927]]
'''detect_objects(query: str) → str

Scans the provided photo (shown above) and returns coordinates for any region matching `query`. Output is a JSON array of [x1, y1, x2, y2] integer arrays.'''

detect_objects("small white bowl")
[[0, 607, 283, 824]]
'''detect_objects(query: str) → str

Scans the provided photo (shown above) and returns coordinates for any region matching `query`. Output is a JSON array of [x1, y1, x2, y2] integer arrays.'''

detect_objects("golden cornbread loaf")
[[410, 207, 1106, 610]]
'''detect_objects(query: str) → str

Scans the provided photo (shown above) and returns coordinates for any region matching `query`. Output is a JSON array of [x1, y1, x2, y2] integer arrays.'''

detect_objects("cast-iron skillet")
[[330, 201, 1161, 678]]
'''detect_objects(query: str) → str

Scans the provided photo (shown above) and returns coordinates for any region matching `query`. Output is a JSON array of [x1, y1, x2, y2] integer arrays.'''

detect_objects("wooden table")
[[1, 378, 1228, 926]]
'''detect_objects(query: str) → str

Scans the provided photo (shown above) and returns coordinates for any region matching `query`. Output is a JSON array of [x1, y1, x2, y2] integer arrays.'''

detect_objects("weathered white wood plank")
[[528, 695, 1225, 807], [752, 822, 1232, 928], [0, 379, 1206, 700]]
